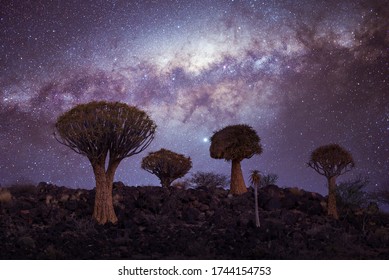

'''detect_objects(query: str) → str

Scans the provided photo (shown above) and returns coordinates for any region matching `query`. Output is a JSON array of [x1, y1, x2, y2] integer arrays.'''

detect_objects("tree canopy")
[[55, 101, 156, 164], [141, 148, 192, 188], [210, 124, 262, 161], [308, 143, 355, 178]]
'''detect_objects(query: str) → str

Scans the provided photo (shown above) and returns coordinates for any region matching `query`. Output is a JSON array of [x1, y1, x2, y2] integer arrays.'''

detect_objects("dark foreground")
[[0, 183, 388, 259]]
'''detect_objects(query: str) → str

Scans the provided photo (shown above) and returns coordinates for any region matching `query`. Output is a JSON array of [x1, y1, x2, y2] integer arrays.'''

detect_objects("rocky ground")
[[0, 182, 388, 259]]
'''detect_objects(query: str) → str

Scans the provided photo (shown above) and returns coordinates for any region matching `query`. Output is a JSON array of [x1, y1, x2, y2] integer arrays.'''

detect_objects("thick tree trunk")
[[327, 176, 339, 219], [230, 159, 247, 195], [92, 163, 118, 224], [160, 177, 173, 188]]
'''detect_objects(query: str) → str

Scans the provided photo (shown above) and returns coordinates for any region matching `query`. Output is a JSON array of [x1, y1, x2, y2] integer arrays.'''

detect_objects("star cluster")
[[1, 0, 388, 193]]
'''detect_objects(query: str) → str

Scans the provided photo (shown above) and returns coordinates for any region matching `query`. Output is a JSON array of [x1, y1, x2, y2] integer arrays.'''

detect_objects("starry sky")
[[1, 0, 388, 194]]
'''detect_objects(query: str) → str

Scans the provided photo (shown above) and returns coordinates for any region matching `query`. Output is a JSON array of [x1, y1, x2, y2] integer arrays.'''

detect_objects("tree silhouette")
[[188, 171, 229, 189], [260, 173, 279, 188], [210, 124, 262, 195], [141, 148, 192, 188], [55, 101, 156, 224], [308, 143, 355, 219], [336, 175, 370, 211], [375, 186, 389, 206], [250, 170, 261, 228]]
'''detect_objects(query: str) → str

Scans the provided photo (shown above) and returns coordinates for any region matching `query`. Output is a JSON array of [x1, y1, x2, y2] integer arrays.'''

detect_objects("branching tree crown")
[[308, 143, 355, 178], [210, 124, 262, 161], [55, 101, 156, 164], [141, 148, 192, 188]]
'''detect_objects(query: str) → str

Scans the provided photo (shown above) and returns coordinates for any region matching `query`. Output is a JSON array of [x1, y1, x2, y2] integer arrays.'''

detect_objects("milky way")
[[1, 0, 388, 194]]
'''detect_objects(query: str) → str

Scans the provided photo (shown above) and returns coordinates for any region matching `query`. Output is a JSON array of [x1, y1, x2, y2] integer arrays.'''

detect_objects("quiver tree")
[[141, 148, 192, 188], [55, 101, 156, 224], [250, 170, 261, 228], [210, 124, 262, 195], [308, 143, 355, 219]]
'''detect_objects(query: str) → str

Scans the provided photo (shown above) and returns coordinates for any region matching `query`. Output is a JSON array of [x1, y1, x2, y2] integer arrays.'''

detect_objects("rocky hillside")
[[0, 182, 388, 259]]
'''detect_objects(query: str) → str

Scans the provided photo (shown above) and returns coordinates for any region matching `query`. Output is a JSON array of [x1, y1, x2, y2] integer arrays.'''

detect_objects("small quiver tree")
[[141, 148, 192, 188], [55, 101, 156, 224], [250, 170, 261, 228], [210, 124, 262, 195], [308, 144, 355, 219]]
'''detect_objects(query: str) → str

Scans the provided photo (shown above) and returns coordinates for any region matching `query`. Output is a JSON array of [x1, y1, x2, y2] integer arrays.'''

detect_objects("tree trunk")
[[92, 163, 118, 224], [254, 183, 260, 227], [327, 176, 339, 219], [230, 159, 247, 195], [160, 177, 173, 188]]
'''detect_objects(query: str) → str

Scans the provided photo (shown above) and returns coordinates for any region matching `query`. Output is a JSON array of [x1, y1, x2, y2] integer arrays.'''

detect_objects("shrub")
[[372, 186, 389, 206], [336, 175, 370, 210], [260, 173, 279, 187], [188, 171, 229, 189], [6, 183, 37, 196]]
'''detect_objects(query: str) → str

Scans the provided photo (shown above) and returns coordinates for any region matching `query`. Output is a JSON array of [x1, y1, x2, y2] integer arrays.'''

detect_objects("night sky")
[[1, 0, 388, 194]]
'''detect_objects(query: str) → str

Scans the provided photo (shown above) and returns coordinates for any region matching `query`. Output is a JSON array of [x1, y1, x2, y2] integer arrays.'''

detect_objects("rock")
[[306, 224, 333, 241], [1, 182, 389, 259], [263, 185, 284, 198], [265, 197, 282, 210], [367, 228, 389, 248], [183, 207, 201, 224], [262, 218, 287, 239], [287, 187, 304, 197], [20, 209, 30, 215], [60, 194, 70, 202], [281, 209, 304, 225], [198, 203, 210, 212], [0, 188, 12, 204], [132, 211, 156, 226], [306, 202, 325, 215], [64, 200, 78, 211], [45, 195, 54, 205], [236, 212, 251, 227], [17, 236, 36, 249], [113, 181, 126, 189], [44, 244, 64, 259], [282, 195, 298, 209]]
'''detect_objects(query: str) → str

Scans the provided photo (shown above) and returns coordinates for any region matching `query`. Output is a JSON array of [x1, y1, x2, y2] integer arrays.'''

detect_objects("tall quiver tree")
[[308, 144, 355, 219], [210, 124, 262, 195], [141, 148, 192, 188], [250, 170, 261, 228], [55, 101, 156, 224]]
